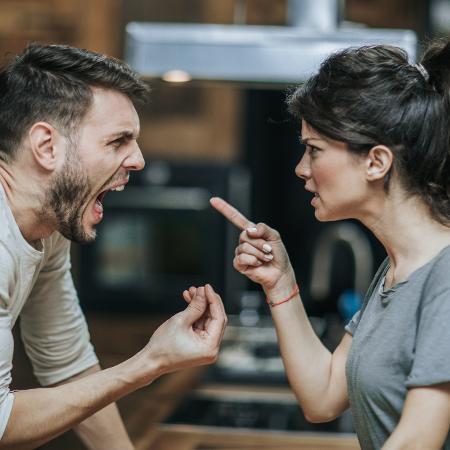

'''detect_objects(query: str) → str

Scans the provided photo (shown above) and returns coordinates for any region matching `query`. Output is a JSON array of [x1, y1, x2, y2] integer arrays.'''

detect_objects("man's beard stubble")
[[44, 145, 95, 244]]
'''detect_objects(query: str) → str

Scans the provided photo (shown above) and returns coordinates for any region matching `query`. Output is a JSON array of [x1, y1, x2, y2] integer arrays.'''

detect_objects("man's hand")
[[143, 284, 227, 375], [1, 286, 226, 449], [210, 197, 296, 295]]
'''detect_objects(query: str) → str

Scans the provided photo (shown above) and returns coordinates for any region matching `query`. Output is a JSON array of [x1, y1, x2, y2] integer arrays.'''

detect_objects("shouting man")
[[0, 43, 227, 449]]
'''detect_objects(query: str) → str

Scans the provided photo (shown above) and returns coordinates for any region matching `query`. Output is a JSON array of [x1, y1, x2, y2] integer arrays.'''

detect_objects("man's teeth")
[[110, 186, 125, 192]]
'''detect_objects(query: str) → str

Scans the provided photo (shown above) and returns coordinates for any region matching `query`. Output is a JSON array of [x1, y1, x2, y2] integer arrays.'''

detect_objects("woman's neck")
[[361, 189, 450, 286]]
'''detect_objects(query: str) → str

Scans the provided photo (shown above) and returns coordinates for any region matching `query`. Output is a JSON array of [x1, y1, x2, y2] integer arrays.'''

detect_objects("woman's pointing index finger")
[[210, 197, 255, 230]]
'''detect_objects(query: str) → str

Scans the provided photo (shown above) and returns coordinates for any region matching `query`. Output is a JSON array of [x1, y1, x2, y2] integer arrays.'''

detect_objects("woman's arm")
[[381, 383, 450, 450], [210, 197, 350, 421], [270, 289, 352, 422]]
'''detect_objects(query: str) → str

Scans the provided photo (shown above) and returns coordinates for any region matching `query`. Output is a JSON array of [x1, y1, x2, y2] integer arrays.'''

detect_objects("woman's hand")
[[210, 197, 296, 294]]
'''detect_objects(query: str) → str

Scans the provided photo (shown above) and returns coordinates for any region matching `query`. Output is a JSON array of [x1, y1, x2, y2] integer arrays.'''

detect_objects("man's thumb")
[[184, 286, 207, 323]]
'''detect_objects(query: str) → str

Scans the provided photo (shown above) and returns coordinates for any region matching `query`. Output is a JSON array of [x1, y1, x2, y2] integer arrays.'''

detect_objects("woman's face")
[[295, 120, 369, 222]]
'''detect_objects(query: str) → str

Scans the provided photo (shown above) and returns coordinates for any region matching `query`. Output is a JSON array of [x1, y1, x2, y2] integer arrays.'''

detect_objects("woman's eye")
[[308, 146, 319, 157]]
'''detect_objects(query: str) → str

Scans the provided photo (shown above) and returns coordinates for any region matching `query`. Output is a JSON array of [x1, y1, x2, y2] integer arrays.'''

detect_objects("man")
[[0, 43, 227, 449]]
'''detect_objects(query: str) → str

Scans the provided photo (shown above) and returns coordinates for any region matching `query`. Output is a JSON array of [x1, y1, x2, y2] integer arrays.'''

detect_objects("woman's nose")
[[295, 153, 311, 181]]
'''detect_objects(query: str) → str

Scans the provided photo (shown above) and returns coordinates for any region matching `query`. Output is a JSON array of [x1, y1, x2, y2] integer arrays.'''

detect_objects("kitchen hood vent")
[[125, 0, 417, 84]]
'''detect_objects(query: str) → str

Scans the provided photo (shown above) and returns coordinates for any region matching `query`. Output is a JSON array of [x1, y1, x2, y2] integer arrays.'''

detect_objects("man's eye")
[[110, 138, 124, 148]]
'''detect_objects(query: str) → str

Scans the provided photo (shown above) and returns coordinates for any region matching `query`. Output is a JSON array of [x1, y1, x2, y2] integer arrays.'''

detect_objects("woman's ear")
[[28, 122, 60, 172], [366, 145, 394, 181]]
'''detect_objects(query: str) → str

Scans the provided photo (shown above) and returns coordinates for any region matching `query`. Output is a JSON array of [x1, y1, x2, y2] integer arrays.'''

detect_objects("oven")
[[78, 160, 250, 314]]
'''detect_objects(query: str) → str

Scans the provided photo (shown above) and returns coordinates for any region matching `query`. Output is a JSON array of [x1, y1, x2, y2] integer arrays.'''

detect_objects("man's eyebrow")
[[108, 130, 139, 140]]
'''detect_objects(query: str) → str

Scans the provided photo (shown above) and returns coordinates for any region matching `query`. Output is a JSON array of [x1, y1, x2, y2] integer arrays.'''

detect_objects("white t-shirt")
[[0, 184, 98, 438]]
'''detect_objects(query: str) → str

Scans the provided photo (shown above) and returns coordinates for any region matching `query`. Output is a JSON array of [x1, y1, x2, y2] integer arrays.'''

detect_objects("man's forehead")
[[81, 87, 140, 136]]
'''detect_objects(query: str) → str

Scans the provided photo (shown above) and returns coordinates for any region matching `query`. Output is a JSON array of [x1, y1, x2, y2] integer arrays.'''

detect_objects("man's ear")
[[28, 122, 60, 171], [366, 145, 394, 181]]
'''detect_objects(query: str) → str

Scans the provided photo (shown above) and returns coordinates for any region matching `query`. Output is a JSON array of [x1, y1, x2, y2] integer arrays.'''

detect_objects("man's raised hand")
[[145, 284, 227, 374]]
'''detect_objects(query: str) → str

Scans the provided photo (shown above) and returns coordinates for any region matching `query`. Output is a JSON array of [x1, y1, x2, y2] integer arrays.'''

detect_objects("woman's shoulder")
[[421, 245, 450, 295]]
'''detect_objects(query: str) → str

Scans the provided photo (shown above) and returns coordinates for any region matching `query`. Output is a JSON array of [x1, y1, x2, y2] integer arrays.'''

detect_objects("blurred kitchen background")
[[2, 0, 449, 449]]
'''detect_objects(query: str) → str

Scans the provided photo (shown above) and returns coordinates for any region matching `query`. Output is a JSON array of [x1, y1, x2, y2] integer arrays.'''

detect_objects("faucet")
[[309, 222, 373, 302]]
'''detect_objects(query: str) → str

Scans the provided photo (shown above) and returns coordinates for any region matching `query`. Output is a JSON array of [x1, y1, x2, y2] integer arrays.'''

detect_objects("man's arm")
[[1, 285, 226, 449], [54, 364, 133, 450]]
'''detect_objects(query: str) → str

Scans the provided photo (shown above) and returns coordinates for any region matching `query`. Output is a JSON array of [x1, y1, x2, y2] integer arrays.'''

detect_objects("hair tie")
[[413, 63, 430, 82]]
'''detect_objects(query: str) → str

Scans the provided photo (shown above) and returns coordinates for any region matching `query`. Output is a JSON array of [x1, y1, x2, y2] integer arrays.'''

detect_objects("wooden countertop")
[[12, 313, 359, 450]]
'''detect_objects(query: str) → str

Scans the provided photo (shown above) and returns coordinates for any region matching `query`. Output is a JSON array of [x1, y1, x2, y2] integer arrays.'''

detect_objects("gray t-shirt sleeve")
[[344, 310, 361, 336], [0, 245, 15, 439], [19, 234, 98, 386], [405, 287, 450, 388]]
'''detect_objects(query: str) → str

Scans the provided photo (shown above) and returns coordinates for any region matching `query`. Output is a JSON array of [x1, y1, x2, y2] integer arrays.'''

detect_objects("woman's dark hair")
[[287, 38, 450, 225], [0, 43, 150, 163]]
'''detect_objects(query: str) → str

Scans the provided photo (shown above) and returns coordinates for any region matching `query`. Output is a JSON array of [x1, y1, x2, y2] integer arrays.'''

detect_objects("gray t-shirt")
[[345, 246, 450, 450]]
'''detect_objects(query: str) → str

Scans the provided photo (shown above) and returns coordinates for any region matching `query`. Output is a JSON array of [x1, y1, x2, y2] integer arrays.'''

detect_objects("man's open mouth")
[[95, 183, 126, 206]]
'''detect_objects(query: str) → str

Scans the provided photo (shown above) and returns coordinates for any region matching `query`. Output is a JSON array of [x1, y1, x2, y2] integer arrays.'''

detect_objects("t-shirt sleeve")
[[0, 245, 15, 439], [405, 287, 450, 388], [19, 234, 98, 386], [0, 314, 15, 440], [344, 310, 361, 336]]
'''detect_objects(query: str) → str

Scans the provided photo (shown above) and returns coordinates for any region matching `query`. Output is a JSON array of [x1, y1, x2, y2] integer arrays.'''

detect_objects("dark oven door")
[[78, 161, 250, 314]]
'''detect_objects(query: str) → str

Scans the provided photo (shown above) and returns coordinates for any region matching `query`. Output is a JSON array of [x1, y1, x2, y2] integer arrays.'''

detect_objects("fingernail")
[[263, 244, 272, 253], [264, 254, 273, 260], [247, 227, 257, 233]]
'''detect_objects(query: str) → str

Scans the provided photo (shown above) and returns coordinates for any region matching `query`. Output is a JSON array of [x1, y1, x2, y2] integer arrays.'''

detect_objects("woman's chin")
[[314, 209, 340, 222], [314, 209, 329, 222]]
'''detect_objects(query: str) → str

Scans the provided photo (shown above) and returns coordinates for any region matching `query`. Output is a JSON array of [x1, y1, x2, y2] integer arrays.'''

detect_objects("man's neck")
[[0, 161, 55, 244]]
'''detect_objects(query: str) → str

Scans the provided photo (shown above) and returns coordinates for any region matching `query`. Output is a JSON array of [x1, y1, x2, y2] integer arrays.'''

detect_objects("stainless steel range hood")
[[125, 0, 417, 84]]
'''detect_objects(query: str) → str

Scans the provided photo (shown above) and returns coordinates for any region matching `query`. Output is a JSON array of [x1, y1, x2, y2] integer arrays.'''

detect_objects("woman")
[[187, 38, 450, 449]]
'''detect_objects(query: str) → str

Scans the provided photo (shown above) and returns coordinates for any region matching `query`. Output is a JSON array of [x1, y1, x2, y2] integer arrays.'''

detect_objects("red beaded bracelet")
[[266, 284, 300, 308]]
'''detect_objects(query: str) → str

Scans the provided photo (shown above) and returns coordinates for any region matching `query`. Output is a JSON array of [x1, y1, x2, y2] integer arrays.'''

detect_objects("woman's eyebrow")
[[299, 136, 322, 145]]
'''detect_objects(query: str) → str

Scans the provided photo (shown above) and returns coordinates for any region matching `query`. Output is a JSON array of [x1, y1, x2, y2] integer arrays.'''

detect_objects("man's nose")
[[295, 153, 311, 181], [124, 142, 145, 171]]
